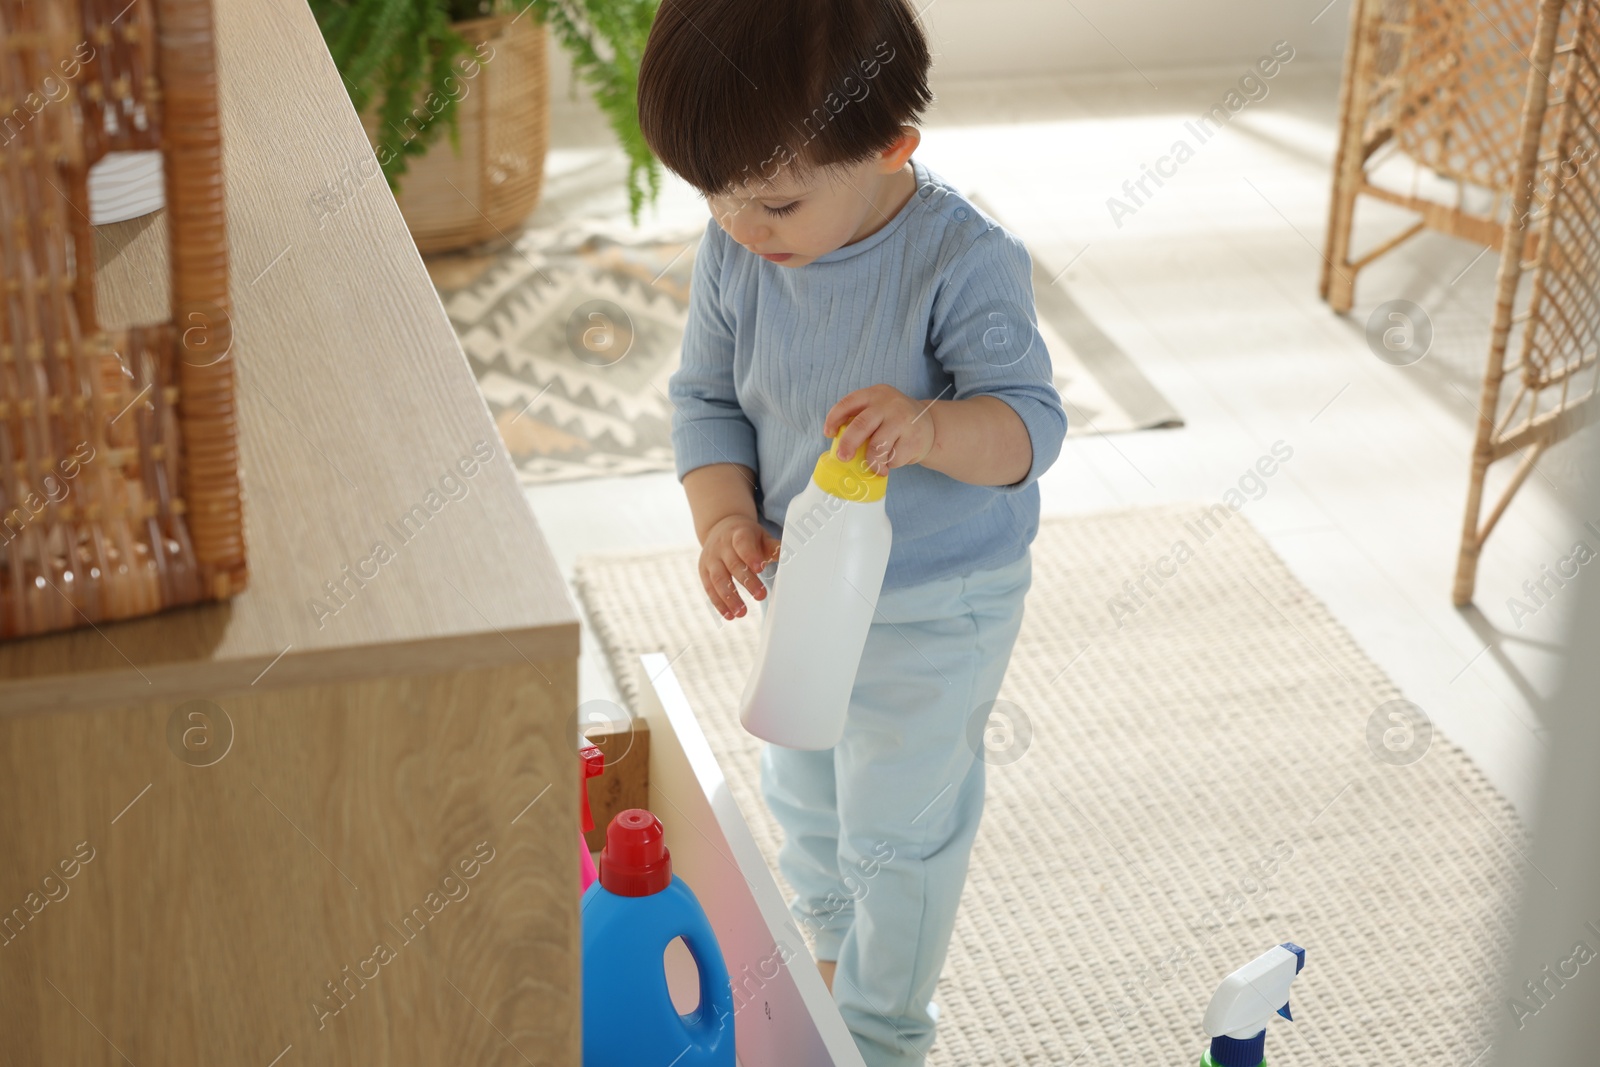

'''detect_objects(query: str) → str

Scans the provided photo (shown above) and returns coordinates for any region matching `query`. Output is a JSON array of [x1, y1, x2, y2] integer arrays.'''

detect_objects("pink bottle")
[[579, 744, 604, 892]]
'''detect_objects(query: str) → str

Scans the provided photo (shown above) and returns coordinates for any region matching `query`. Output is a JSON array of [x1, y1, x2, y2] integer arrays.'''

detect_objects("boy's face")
[[705, 133, 918, 269]]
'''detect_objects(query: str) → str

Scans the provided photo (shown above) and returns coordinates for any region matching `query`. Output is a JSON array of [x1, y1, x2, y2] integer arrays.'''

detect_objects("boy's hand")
[[700, 515, 782, 620], [824, 385, 937, 475]]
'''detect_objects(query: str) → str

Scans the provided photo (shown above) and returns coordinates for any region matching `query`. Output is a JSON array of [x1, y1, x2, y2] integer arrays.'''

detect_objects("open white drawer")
[[633, 651, 867, 1067]]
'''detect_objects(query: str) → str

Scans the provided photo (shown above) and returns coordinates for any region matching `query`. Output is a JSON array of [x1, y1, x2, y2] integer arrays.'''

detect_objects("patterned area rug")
[[572, 503, 1523, 1066], [430, 213, 1182, 487], [434, 218, 692, 484]]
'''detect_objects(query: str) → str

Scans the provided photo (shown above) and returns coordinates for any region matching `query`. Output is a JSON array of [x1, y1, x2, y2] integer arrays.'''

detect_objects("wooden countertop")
[[0, 0, 579, 715]]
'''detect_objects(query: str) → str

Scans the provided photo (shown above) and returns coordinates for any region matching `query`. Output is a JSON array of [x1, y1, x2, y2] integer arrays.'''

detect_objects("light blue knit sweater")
[[668, 159, 1067, 590]]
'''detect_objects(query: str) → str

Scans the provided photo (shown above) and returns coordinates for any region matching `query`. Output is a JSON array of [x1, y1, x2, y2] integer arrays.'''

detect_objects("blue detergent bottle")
[[581, 808, 735, 1067]]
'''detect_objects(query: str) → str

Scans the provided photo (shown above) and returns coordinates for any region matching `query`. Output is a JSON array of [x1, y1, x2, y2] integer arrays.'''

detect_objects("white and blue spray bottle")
[[1199, 942, 1305, 1067]]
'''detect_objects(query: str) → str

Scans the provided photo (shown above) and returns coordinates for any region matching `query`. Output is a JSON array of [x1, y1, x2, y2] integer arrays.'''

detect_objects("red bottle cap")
[[599, 808, 671, 896], [579, 744, 605, 834]]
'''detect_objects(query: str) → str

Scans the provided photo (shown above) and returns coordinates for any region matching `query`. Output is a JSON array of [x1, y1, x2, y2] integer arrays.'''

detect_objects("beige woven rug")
[[573, 504, 1523, 1065]]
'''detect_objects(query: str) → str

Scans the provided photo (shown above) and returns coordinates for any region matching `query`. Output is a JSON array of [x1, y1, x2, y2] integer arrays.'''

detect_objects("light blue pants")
[[755, 548, 1033, 1067]]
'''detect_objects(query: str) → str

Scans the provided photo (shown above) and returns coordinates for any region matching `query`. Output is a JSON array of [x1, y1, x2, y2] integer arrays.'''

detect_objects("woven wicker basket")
[[375, 14, 550, 255], [0, 0, 247, 641]]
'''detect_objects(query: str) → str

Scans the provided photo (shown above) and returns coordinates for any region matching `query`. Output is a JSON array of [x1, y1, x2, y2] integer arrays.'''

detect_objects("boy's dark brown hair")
[[637, 0, 932, 196]]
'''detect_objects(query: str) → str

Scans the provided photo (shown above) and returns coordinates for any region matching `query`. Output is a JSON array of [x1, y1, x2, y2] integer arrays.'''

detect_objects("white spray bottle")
[[737, 420, 892, 750], [1200, 942, 1305, 1067]]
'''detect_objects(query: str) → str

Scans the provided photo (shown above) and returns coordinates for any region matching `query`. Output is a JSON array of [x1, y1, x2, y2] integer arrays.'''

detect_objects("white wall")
[[915, 0, 1351, 79], [545, 0, 1352, 101]]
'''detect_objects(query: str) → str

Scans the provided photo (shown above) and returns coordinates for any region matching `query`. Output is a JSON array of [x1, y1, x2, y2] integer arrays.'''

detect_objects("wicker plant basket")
[[0, 0, 247, 641], [374, 14, 550, 255]]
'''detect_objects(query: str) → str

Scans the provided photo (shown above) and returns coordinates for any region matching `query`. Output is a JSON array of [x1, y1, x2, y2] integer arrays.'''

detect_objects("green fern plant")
[[309, 0, 662, 220], [309, 0, 470, 191], [534, 0, 661, 220]]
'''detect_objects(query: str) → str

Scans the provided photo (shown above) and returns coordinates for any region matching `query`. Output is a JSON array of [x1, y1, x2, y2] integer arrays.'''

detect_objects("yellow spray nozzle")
[[813, 420, 887, 502]]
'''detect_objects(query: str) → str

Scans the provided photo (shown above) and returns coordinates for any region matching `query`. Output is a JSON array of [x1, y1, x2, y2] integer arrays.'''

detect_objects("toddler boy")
[[640, 2, 1066, 1063]]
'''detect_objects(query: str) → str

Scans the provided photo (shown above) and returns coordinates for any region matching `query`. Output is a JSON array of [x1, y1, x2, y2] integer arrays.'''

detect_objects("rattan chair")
[[1454, 0, 1599, 604], [0, 0, 246, 640], [1320, 0, 1556, 310]]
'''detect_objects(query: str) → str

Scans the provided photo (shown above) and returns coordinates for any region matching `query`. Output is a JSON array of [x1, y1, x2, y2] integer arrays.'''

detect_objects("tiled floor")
[[527, 60, 1588, 818]]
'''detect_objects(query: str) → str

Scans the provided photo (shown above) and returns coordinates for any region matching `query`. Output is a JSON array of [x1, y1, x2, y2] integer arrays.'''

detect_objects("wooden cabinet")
[[0, 1, 581, 1063]]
